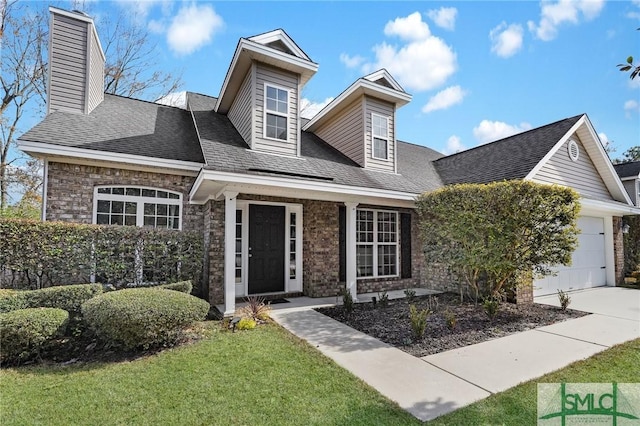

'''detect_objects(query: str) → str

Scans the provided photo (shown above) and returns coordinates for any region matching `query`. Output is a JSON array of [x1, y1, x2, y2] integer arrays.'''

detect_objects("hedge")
[[0, 219, 203, 294], [148, 280, 193, 294], [0, 284, 103, 314], [82, 288, 210, 350], [0, 308, 69, 364]]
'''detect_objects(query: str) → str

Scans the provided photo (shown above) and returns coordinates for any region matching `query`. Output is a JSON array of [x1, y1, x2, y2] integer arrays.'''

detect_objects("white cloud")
[[489, 22, 524, 58], [624, 99, 640, 118], [426, 7, 457, 31], [527, 0, 605, 41], [156, 91, 186, 108], [443, 135, 465, 154], [300, 97, 334, 119], [422, 85, 466, 113], [167, 4, 224, 55], [629, 0, 640, 18], [355, 12, 456, 92], [473, 120, 532, 144], [148, 19, 165, 34], [339, 53, 365, 69], [598, 132, 609, 144], [384, 12, 431, 40]]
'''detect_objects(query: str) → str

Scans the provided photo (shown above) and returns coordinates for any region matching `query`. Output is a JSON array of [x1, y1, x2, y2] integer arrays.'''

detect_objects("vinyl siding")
[[314, 98, 364, 166], [532, 135, 612, 200], [364, 96, 395, 173], [228, 68, 253, 145], [49, 13, 87, 113], [87, 29, 104, 113], [622, 180, 638, 206], [254, 63, 298, 156]]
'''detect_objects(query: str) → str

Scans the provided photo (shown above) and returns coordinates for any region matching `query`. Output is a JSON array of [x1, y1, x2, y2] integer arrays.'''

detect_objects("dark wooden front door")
[[248, 205, 285, 294]]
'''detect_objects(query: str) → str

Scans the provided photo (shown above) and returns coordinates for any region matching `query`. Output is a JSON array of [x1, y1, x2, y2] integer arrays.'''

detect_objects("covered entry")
[[533, 216, 606, 296]]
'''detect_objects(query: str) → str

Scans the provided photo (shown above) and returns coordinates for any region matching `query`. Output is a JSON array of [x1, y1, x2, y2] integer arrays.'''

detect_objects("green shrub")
[[409, 304, 430, 340], [25, 284, 103, 314], [444, 309, 457, 330], [403, 288, 416, 302], [0, 284, 103, 314], [156, 281, 193, 294], [0, 290, 28, 313], [82, 288, 209, 350], [378, 291, 389, 308], [341, 289, 354, 313], [236, 318, 256, 330], [557, 289, 571, 311], [482, 297, 500, 321], [0, 308, 69, 364]]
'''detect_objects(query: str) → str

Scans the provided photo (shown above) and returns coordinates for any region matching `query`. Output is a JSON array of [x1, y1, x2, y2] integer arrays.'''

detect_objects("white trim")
[[363, 69, 405, 92], [263, 83, 290, 142], [41, 159, 48, 221], [345, 202, 359, 300], [567, 139, 580, 162], [619, 176, 638, 181], [603, 216, 615, 286], [248, 29, 310, 60], [355, 209, 400, 279], [223, 191, 239, 316], [190, 169, 418, 204], [579, 197, 640, 215], [19, 141, 204, 173], [303, 78, 411, 132], [371, 112, 390, 161]]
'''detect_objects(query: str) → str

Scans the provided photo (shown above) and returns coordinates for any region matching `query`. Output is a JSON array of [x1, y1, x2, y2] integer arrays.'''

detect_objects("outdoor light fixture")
[[230, 317, 241, 332], [620, 221, 630, 234]]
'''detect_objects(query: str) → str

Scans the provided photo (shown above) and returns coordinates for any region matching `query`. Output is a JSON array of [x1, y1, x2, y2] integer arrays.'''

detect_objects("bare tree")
[[0, 0, 47, 211], [100, 11, 182, 102]]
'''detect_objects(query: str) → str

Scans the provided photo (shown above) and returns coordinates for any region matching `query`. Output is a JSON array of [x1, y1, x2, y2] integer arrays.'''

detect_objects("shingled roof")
[[187, 92, 442, 194], [20, 94, 205, 164], [434, 114, 583, 185], [614, 161, 640, 179]]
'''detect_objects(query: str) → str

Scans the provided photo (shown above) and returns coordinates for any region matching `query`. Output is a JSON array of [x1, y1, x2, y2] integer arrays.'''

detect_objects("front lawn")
[[430, 338, 640, 425], [0, 323, 418, 425]]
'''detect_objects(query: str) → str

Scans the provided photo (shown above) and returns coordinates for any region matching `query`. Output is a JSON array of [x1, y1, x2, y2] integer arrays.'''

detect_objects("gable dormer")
[[216, 29, 318, 156], [303, 70, 411, 173]]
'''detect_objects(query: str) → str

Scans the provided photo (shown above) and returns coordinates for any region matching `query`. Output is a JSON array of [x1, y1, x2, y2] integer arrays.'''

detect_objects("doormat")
[[267, 298, 290, 304]]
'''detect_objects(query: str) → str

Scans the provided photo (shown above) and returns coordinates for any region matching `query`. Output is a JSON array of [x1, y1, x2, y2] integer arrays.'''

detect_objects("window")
[[94, 186, 181, 230], [235, 210, 242, 283], [372, 114, 389, 160], [356, 209, 398, 278], [265, 85, 288, 141], [289, 212, 297, 279]]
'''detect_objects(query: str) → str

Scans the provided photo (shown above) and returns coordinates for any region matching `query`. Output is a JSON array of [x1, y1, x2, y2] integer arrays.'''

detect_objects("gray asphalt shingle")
[[614, 161, 640, 179]]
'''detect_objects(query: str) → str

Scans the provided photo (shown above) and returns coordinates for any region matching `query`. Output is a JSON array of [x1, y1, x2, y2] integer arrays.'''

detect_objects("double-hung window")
[[94, 186, 182, 230], [356, 209, 398, 278], [372, 114, 389, 160], [265, 84, 288, 141]]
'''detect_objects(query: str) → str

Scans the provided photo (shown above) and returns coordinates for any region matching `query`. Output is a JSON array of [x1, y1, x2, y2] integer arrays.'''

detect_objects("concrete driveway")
[[535, 286, 640, 321]]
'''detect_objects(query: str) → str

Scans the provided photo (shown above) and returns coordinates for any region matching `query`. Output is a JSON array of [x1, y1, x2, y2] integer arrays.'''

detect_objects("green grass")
[[430, 338, 640, 425], [0, 323, 418, 426]]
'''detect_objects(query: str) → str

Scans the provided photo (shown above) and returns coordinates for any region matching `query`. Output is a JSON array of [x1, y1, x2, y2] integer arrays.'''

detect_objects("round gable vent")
[[567, 139, 580, 162]]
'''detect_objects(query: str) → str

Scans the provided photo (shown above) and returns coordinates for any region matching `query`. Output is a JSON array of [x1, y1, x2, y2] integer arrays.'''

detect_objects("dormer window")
[[265, 84, 289, 141], [372, 113, 389, 160]]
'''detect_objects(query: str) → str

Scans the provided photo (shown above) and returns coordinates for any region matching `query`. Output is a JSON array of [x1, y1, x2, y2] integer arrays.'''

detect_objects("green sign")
[[538, 383, 640, 425]]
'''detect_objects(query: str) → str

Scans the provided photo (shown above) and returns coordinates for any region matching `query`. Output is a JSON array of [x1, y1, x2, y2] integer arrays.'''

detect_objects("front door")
[[248, 205, 285, 294]]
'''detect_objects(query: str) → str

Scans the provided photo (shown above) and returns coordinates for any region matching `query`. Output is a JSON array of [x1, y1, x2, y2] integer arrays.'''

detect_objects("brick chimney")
[[47, 7, 105, 114]]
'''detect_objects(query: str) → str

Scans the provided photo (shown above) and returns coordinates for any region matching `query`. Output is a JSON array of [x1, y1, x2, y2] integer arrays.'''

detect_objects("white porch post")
[[223, 191, 239, 316], [344, 202, 359, 301]]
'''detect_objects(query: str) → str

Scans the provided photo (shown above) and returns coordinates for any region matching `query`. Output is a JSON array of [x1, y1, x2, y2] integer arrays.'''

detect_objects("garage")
[[533, 216, 607, 296]]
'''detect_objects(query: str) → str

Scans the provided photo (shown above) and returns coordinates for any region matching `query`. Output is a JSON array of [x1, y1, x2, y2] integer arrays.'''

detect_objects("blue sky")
[[19, 0, 640, 158]]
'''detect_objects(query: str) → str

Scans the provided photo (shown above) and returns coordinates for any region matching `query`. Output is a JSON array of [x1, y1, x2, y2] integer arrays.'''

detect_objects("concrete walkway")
[[270, 287, 640, 422]]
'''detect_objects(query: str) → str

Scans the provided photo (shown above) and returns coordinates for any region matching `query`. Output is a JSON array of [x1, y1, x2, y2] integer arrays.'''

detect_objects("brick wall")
[[46, 162, 202, 232], [613, 216, 624, 285]]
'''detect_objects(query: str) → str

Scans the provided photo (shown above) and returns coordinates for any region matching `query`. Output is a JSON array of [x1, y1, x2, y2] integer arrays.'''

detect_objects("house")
[[18, 8, 638, 314], [614, 161, 640, 207]]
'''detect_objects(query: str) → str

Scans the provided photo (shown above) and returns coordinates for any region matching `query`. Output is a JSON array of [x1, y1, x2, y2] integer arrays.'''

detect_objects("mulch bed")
[[316, 293, 588, 358]]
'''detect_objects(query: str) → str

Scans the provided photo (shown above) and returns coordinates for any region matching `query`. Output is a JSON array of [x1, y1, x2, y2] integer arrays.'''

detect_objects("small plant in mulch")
[[444, 309, 457, 330], [426, 295, 439, 313], [482, 296, 500, 321], [341, 289, 354, 314], [409, 304, 431, 340], [557, 290, 571, 311], [238, 296, 272, 323], [377, 291, 389, 308], [404, 289, 416, 302]]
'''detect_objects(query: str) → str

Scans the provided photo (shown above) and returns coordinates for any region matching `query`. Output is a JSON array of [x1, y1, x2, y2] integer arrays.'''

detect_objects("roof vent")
[[567, 139, 580, 162]]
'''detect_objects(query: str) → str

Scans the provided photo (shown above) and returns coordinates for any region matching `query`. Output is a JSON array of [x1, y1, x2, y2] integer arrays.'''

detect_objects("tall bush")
[[0, 219, 203, 293], [416, 181, 580, 300]]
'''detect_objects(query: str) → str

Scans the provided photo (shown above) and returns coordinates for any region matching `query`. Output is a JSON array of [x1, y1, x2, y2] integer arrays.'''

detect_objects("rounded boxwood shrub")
[[25, 284, 103, 314], [81, 288, 209, 350], [157, 280, 192, 294], [0, 289, 28, 314], [0, 308, 69, 364]]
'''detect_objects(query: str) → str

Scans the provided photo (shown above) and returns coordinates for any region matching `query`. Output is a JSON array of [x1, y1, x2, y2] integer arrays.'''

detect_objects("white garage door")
[[533, 216, 606, 297]]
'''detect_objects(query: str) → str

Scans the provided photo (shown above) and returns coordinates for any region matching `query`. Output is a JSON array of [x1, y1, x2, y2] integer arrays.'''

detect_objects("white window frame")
[[356, 208, 399, 279], [371, 113, 390, 161], [263, 83, 289, 142], [235, 201, 303, 297], [93, 186, 182, 230]]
